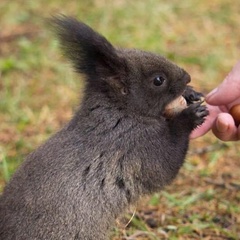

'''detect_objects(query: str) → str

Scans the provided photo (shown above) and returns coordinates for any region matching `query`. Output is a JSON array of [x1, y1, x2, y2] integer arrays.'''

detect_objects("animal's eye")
[[153, 75, 166, 86]]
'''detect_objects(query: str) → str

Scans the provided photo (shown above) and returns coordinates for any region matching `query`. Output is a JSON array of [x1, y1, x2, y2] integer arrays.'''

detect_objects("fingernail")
[[206, 87, 218, 100]]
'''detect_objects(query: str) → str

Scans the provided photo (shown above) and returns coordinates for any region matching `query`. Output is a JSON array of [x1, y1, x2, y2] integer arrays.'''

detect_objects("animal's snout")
[[183, 72, 191, 84]]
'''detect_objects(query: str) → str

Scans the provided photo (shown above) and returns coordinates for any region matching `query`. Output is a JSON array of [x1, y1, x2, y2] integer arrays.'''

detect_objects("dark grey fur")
[[0, 16, 208, 240]]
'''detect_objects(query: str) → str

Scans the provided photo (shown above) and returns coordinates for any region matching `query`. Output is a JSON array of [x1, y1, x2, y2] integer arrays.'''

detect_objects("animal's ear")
[[51, 16, 127, 92]]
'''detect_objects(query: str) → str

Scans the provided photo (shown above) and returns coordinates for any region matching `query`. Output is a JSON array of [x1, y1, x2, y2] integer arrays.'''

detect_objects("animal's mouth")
[[163, 95, 187, 118], [163, 87, 204, 118]]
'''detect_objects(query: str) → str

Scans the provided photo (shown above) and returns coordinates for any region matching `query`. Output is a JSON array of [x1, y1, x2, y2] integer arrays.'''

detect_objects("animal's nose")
[[183, 72, 191, 84]]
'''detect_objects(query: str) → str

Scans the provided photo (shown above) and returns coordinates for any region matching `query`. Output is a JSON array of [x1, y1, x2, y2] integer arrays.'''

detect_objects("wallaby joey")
[[0, 16, 208, 240]]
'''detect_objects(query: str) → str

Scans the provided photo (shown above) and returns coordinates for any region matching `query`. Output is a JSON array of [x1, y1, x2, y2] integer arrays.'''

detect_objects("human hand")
[[191, 61, 240, 141]]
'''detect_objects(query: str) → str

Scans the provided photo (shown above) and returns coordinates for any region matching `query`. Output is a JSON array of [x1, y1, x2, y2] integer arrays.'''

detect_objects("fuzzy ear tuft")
[[51, 15, 125, 82]]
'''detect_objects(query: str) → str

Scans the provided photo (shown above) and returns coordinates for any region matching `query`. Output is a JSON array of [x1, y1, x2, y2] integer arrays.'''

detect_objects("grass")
[[1, 0, 240, 239]]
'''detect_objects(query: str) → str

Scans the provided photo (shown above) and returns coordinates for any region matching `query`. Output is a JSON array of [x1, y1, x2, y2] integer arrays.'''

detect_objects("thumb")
[[206, 61, 240, 105]]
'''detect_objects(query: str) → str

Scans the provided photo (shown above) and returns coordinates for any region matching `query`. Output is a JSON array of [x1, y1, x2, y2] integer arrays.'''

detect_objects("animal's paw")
[[183, 86, 203, 105], [182, 102, 209, 129]]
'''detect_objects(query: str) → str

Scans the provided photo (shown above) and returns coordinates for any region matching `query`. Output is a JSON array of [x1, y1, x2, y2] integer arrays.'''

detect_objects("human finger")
[[212, 113, 239, 141], [206, 61, 240, 105]]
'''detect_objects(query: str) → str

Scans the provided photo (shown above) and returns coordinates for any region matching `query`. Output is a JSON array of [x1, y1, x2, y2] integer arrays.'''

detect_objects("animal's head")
[[52, 16, 190, 118]]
